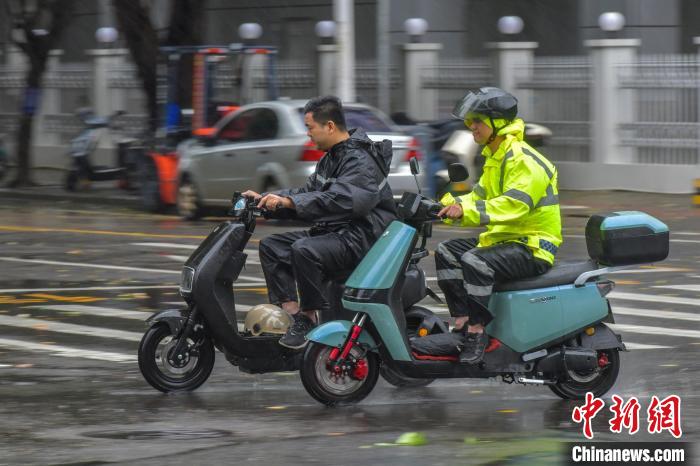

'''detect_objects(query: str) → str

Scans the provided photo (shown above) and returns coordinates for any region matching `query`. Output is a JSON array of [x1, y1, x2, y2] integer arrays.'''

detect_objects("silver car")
[[175, 100, 426, 219]]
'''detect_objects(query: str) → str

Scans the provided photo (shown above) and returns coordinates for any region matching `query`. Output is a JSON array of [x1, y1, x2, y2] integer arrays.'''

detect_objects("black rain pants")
[[434, 238, 551, 326]]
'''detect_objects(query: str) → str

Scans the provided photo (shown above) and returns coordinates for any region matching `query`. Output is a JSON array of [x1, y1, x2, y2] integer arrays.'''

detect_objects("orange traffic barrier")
[[694, 179, 700, 206]]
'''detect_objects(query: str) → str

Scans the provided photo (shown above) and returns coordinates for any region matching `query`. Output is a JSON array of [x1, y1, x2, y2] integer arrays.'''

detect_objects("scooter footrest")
[[412, 351, 458, 362]]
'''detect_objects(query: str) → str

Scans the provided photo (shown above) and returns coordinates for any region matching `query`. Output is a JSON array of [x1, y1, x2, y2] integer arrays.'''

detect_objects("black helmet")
[[452, 87, 518, 121]]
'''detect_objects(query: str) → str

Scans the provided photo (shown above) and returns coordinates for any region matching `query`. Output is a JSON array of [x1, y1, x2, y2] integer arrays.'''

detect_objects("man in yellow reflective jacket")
[[436, 87, 562, 364]]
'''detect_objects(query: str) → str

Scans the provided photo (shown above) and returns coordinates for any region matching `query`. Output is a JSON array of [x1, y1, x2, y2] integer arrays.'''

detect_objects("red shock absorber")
[[339, 324, 363, 359]]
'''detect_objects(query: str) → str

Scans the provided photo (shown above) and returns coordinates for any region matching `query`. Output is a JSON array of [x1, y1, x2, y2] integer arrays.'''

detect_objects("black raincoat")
[[259, 128, 397, 312], [276, 128, 397, 253]]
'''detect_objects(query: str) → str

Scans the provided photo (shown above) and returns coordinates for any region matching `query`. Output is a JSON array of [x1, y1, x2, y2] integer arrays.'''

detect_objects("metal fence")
[[515, 56, 591, 162], [618, 54, 700, 165], [420, 58, 495, 118]]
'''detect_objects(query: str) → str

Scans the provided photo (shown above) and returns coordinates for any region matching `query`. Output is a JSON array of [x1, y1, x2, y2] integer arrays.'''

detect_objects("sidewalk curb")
[[0, 187, 144, 209]]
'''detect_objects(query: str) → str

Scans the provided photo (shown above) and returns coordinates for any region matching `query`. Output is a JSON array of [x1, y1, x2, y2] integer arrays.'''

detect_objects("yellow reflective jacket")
[[440, 119, 562, 264]]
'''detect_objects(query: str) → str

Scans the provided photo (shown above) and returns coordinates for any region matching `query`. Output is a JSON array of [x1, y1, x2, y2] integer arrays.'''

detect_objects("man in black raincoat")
[[242, 96, 396, 349]]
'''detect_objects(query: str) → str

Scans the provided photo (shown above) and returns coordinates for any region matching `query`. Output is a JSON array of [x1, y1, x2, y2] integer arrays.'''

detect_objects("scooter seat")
[[494, 260, 599, 292]]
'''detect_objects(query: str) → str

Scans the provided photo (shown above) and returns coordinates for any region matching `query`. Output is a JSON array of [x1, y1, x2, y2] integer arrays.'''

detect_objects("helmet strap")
[[486, 117, 499, 143]]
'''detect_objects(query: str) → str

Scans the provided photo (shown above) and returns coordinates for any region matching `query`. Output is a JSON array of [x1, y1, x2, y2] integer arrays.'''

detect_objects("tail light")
[[300, 140, 325, 162], [596, 280, 615, 297], [404, 137, 423, 161]]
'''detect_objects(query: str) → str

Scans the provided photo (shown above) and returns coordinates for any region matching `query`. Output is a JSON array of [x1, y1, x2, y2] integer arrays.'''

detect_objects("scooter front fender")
[[306, 320, 378, 350], [146, 308, 188, 336]]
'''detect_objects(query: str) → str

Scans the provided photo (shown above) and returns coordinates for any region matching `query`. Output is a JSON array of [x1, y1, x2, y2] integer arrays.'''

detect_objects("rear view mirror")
[[409, 157, 420, 175], [448, 163, 469, 182]]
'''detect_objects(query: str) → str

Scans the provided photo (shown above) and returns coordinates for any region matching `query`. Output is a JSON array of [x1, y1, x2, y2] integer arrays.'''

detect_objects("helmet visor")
[[451, 91, 482, 120]]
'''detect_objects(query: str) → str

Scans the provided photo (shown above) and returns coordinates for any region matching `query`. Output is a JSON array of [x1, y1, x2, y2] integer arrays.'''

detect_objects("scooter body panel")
[[341, 301, 413, 361], [487, 282, 608, 353], [344, 221, 416, 290], [306, 320, 378, 349]]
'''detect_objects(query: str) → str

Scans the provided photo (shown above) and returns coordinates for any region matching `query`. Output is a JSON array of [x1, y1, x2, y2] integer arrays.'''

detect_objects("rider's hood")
[[345, 127, 392, 175]]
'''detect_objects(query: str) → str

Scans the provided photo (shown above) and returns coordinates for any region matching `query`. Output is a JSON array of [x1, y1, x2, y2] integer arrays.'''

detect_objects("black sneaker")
[[459, 332, 488, 364], [279, 313, 316, 349]]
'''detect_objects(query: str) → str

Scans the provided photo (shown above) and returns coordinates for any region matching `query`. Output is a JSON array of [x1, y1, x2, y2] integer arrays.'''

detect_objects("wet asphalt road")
[[0, 193, 698, 465]]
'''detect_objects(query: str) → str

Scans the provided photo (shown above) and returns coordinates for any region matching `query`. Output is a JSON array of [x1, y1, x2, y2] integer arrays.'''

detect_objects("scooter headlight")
[[180, 266, 195, 294]]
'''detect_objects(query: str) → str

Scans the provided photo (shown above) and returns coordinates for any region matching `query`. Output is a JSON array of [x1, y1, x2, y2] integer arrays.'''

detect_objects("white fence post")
[[35, 49, 63, 147], [485, 41, 538, 120], [86, 48, 128, 117], [240, 52, 268, 104], [585, 39, 640, 163], [403, 43, 442, 120], [317, 44, 337, 96]]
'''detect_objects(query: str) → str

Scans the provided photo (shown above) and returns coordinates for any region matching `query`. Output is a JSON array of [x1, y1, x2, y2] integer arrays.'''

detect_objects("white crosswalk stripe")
[[609, 323, 700, 339], [0, 338, 136, 363], [27, 304, 152, 320], [0, 314, 142, 341], [609, 291, 700, 307]]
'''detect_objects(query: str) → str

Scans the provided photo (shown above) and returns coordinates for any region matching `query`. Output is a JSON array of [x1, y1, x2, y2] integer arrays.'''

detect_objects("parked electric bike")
[[299, 162, 670, 406], [138, 193, 445, 392], [64, 109, 137, 191]]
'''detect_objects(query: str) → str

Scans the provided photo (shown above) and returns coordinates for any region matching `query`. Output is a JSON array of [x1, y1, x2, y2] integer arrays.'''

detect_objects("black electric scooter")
[[138, 194, 443, 392]]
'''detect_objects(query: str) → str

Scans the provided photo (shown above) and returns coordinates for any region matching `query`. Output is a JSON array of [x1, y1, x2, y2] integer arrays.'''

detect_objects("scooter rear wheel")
[[549, 348, 620, 400], [138, 323, 215, 393], [300, 342, 379, 406]]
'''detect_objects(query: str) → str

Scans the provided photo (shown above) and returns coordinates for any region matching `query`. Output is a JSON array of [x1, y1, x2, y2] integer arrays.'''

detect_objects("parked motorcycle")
[[299, 162, 670, 406], [138, 192, 446, 392], [64, 109, 137, 191]]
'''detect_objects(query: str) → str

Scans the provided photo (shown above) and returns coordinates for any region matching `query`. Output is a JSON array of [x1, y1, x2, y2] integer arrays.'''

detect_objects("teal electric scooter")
[[300, 162, 670, 406]]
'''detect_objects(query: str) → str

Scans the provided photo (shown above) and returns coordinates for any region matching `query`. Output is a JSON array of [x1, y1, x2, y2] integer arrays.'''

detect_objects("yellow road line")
[[0, 225, 260, 243], [24, 294, 106, 303]]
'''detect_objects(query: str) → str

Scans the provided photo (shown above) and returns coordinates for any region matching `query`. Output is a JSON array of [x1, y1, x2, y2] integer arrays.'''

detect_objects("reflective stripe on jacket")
[[440, 118, 562, 264]]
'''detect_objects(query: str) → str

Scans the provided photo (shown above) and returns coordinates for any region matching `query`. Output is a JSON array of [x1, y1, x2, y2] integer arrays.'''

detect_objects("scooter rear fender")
[[307, 320, 378, 349], [146, 308, 188, 335], [580, 323, 626, 351]]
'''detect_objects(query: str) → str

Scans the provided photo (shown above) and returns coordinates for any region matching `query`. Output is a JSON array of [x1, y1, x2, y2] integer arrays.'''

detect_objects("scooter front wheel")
[[138, 323, 215, 393], [300, 342, 379, 406], [549, 348, 620, 400]]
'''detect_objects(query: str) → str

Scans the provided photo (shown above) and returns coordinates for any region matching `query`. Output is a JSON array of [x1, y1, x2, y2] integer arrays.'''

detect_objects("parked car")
[[175, 100, 426, 219]]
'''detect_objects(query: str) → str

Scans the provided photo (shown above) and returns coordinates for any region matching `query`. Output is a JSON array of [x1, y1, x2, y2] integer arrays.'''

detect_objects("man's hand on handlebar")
[[258, 193, 295, 211], [241, 190, 262, 202], [438, 203, 463, 220]]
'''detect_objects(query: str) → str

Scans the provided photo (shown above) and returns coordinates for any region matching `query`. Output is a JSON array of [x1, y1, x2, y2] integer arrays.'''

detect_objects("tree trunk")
[[9, 0, 74, 188], [113, 0, 160, 134], [166, 0, 206, 116]]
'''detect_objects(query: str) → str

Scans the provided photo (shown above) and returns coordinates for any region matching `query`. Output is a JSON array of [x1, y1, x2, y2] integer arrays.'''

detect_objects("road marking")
[[560, 205, 590, 210], [624, 342, 672, 350], [609, 323, 700, 339], [164, 255, 191, 263], [131, 242, 197, 250], [0, 257, 266, 283], [24, 293, 105, 303], [0, 225, 206, 239], [609, 291, 700, 307], [0, 338, 135, 363], [0, 257, 181, 275], [614, 306, 700, 322], [671, 239, 700, 244], [27, 304, 150, 321], [675, 231, 700, 236], [0, 315, 142, 341], [610, 267, 694, 274], [164, 254, 261, 265], [0, 285, 179, 293], [654, 284, 700, 292]]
